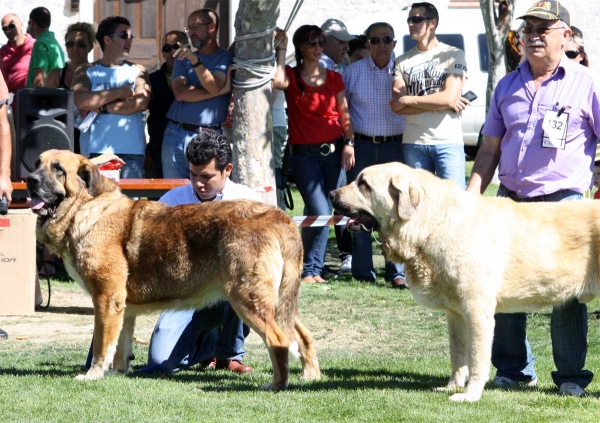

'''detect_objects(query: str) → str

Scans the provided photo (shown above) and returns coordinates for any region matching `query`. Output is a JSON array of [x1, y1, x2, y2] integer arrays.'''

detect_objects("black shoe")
[[0, 328, 7, 340], [321, 265, 340, 279]]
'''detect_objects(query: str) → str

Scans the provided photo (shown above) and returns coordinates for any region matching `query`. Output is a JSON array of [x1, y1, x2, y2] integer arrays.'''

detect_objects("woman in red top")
[[274, 25, 355, 284]]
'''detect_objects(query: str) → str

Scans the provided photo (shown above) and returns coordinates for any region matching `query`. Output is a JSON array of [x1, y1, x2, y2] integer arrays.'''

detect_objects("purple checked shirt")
[[483, 56, 600, 197], [343, 56, 405, 137]]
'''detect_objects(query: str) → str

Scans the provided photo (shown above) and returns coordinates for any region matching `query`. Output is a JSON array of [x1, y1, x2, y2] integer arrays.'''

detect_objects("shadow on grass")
[[36, 306, 94, 315]]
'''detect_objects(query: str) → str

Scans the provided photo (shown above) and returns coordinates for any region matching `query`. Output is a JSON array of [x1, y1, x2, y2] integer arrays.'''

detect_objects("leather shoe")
[[215, 359, 253, 374], [0, 328, 7, 340], [199, 357, 216, 370], [392, 277, 409, 289]]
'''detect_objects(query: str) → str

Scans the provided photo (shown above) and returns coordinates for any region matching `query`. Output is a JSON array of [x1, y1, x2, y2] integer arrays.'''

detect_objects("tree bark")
[[231, 1, 280, 206], [480, 0, 515, 114]]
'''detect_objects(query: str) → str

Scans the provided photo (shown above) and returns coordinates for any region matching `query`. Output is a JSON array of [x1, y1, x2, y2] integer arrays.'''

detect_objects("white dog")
[[330, 162, 600, 402]]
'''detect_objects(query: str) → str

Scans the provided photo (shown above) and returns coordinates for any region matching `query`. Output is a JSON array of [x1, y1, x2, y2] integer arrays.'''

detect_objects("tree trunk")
[[480, 0, 515, 114], [231, 1, 280, 206]]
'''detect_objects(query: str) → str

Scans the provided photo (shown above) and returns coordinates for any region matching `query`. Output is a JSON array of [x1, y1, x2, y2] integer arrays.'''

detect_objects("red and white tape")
[[292, 215, 349, 227]]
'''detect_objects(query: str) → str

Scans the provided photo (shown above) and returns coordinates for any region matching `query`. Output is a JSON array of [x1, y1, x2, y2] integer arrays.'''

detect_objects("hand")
[[174, 42, 197, 63], [119, 83, 134, 99], [0, 173, 13, 203], [389, 94, 407, 113], [275, 30, 288, 50], [341, 145, 355, 171], [453, 97, 471, 113], [221, 67, 233, 94]]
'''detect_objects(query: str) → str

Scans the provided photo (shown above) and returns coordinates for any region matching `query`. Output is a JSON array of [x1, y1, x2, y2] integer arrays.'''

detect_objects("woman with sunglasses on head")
[[47, 22, 96, 154], [273, 25, 355, 284], [565, 26, 588, 67], [145, 30, 189, 178]]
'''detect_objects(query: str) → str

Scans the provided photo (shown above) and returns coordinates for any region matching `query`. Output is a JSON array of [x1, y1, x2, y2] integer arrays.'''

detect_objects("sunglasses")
[[565, 50, 580, 59], [305, 39, 326, 48], [407, 16, 433, 24], [522, 26, 562, 36], [369, 36, 394, 45], [162, 43, 178, 53], [65, 41, 87, 49], [1, 22, 15, 32], [110, 31, 135, 41]]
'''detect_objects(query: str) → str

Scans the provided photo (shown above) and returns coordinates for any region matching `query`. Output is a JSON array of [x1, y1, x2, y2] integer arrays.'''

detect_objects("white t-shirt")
[[393, 42, 467, 145]]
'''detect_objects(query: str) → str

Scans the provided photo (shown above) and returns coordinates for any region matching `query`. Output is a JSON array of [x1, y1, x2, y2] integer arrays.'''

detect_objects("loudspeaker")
[[13, 89, 74, 180]]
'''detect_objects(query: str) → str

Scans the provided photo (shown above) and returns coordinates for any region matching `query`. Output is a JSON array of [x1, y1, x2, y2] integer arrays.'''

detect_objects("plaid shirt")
[[343, 56, 404, 137], [319, 54, 347, 76]]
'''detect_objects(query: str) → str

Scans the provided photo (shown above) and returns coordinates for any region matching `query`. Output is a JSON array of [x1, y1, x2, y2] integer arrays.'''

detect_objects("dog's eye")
[[52, 163, 64, 175], [34, 159, 41, 169], [357, 177, 368, 189]]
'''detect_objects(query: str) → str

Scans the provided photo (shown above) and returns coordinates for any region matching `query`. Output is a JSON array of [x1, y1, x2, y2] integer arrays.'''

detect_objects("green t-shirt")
[[26, 31, 65, 88]]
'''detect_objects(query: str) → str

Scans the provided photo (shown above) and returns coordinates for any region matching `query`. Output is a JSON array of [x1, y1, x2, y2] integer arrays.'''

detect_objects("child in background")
[[594, 161, 600, 199]]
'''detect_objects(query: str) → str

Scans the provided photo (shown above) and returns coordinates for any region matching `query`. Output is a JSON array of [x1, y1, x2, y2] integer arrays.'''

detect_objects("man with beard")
[[161, 8, 233, 178], [0, 13, 34, 112], [72, 15, 151, 178]]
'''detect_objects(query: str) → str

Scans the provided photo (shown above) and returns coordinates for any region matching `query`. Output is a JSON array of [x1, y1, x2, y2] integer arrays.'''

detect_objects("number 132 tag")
[[542, 109, 568, 149]]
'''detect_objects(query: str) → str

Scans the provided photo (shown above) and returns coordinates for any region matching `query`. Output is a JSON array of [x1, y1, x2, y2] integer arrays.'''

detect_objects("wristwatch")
[[344, 139, 355, 147], [192, 58, 203, 68]]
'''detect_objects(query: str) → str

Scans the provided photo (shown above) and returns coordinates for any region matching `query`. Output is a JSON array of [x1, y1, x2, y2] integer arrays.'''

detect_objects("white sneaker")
[[492, 375, 537, 389], [558, 382, 585, 397], [340, 256, 352, 273]]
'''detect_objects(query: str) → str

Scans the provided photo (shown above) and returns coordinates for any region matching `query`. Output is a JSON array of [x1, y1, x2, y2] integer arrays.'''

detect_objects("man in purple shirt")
[[467, 0, 600, 397], [344, 22, 407, 288]]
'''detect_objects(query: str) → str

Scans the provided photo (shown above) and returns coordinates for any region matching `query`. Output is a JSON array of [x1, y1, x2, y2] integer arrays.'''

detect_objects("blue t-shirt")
[[166, 49, 233, 126], [80, 61, 145, 156]]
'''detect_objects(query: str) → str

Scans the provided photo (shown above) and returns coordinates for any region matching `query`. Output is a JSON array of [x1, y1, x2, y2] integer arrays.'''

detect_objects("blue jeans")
[[347, 138, 406, 281], [402, 143, 465, 189], [292, 146, 342, 278], [492, 185, 593, 388], [141, 301, 250, 373], [89, 153, 145, 179], [162, 121, 222, 178]]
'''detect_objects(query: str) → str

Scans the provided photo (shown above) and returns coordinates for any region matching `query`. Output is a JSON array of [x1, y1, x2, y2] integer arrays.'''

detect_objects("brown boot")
[[215, 359, 253, 374]]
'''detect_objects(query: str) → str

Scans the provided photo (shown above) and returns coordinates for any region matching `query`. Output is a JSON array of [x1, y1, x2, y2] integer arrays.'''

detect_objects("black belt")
[[291, 139, 341, 156], [500, 185, 579, 201], [169, 119, 220, 133], [355, 132, 402, 144]]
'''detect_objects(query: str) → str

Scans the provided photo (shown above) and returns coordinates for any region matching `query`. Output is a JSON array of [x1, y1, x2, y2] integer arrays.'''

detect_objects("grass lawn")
[[2, 162, 600, 422]]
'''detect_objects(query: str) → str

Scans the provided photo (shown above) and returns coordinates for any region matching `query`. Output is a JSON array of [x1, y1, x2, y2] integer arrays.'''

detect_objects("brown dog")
[[27, 150, 320, 389], [331, 162, 600, 402]]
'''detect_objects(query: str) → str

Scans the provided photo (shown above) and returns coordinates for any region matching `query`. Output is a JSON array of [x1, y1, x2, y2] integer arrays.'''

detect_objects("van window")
[[403, 34, 465, 52], [478, 34, 489, 72]]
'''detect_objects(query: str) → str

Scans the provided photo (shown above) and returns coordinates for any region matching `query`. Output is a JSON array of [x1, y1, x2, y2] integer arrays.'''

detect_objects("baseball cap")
[[518, 1, 570, 27], [320, 18, 356, 42]]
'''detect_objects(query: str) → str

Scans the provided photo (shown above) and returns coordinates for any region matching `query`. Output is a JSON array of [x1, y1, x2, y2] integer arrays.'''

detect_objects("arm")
[[172, 44, 226, 95], [272, 31, 290, 91], [466, 135, 502, 195], [394, 73, 466, 112], [336, 90, 355, 171], [390, 78, 427, 115], [0, 102, 12, 202], [107, 65, 151, 115], [46, 68, 60, 89], [171, 68, 232, 103], [72, 65, 133, 111], [31, 68, 47, 88]]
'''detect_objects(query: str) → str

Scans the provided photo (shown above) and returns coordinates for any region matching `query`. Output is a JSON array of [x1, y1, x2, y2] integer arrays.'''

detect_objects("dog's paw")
[[433, 385, 460, 392], [448, 392, 481, 402], [75, 366, 105, 381]]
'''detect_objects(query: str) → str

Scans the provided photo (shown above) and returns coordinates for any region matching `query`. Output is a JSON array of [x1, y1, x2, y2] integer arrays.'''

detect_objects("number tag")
[[542, 110, 568, 149]]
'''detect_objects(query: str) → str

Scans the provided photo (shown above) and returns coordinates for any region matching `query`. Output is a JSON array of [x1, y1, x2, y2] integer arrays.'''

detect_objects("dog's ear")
[[389, 175, 423, 221], [77, 157, 117, 197]]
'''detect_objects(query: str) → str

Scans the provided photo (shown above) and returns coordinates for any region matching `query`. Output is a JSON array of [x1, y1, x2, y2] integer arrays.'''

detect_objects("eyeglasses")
[[565, 50, 580, 59], [305, 39, 326, 48], [1, 23, 15, 32], [407, 16, 433, 24], [65, 41, 88, 49], [184, 23, 208, 33], [162, 43, 178, 53], [522, 26, 562, 36], [369, 36, 394, 45], [110, 31, 135, 41]]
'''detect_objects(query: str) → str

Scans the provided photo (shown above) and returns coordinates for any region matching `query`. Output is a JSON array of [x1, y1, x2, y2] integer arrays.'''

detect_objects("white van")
[[392, 8, 489, 157]]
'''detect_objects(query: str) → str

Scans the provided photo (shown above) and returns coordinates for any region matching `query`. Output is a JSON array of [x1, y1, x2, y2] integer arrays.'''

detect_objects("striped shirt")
[[343, 56, 405, 136], [319, 53, 347, 75]]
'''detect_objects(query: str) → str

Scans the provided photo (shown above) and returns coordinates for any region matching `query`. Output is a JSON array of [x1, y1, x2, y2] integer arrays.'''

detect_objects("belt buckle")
[[372, 136, 383, 144], [320, 143, 335, 156]]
